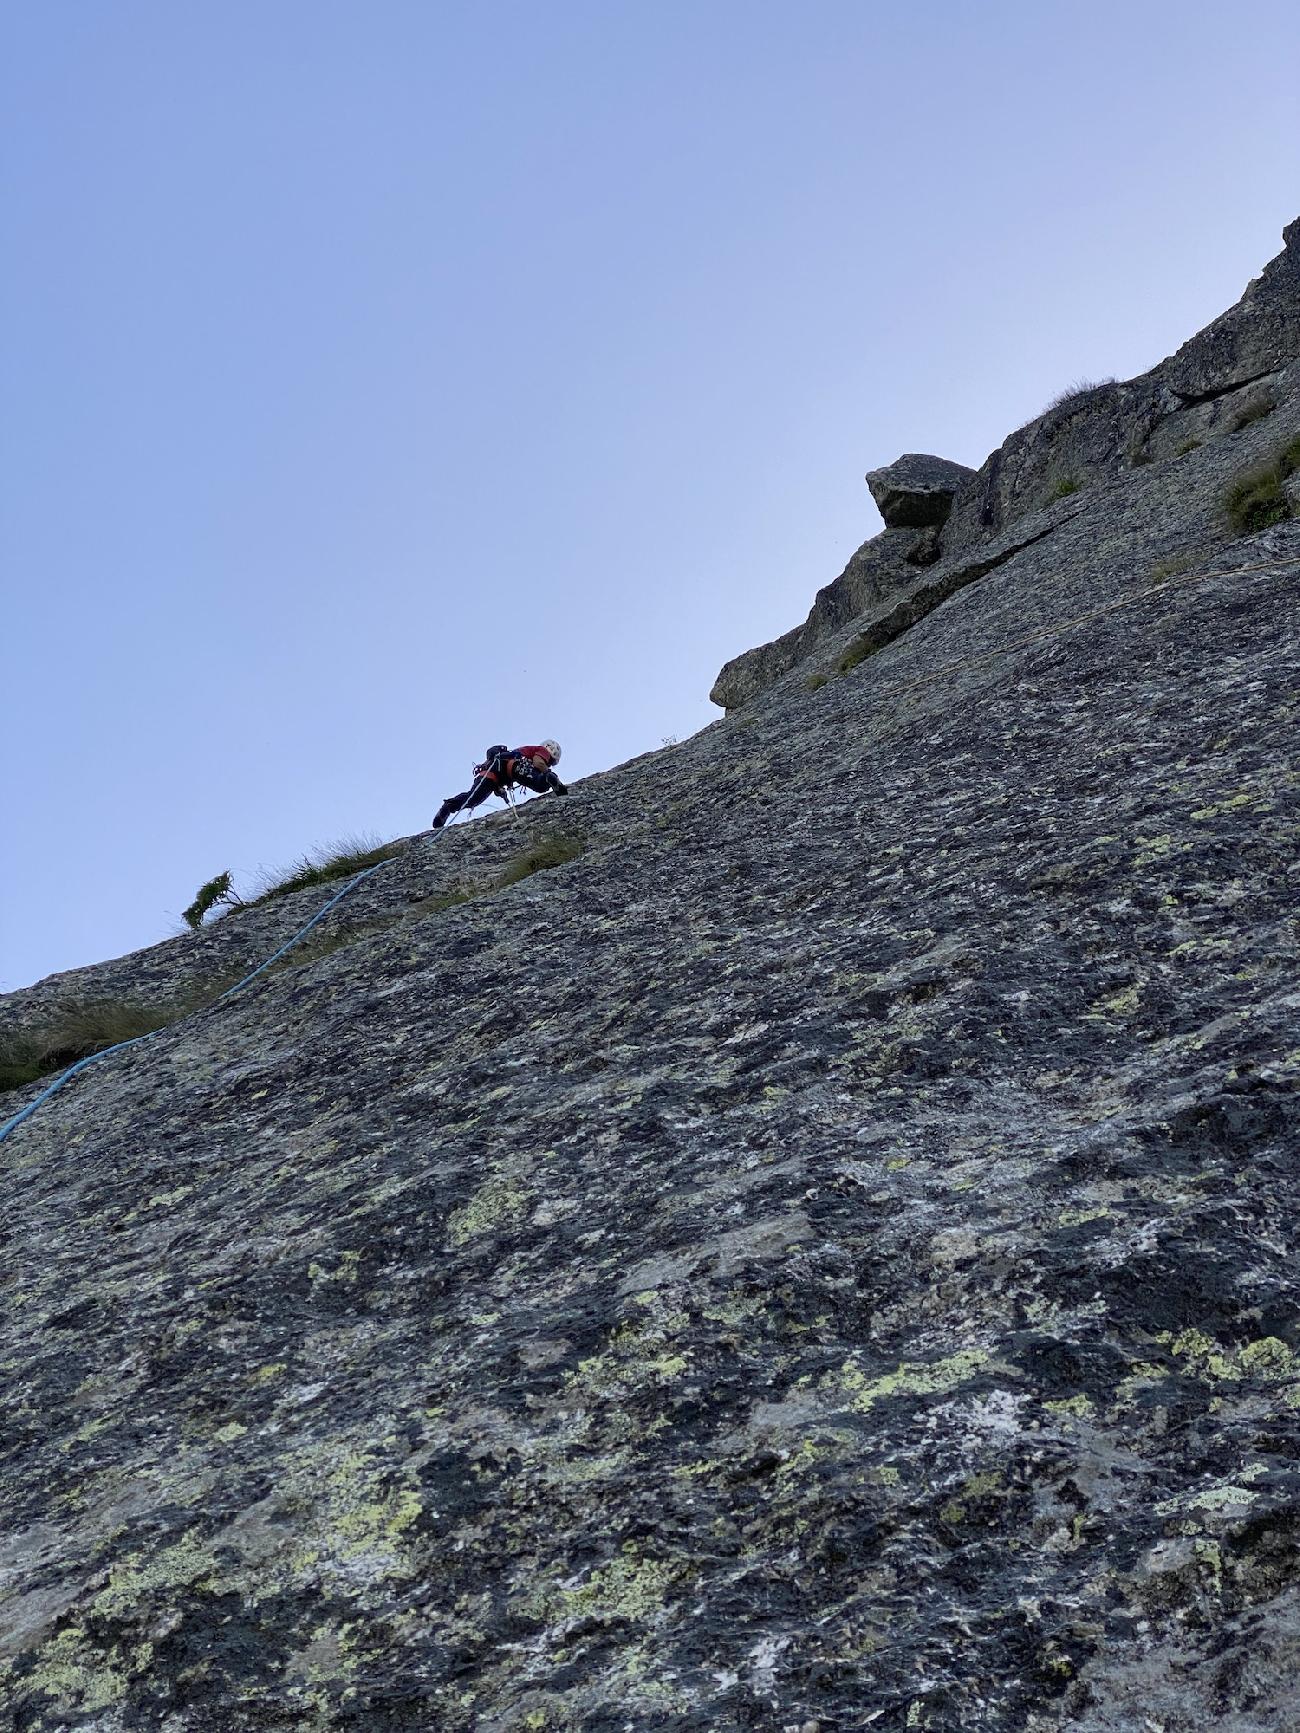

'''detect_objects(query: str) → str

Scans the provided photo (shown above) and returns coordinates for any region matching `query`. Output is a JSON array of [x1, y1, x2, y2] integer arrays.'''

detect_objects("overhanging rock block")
[[865, 452, 977, 527]]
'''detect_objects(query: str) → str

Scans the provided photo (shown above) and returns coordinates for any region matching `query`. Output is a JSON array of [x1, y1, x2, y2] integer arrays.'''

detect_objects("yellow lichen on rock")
[[838, 1349, 991, 1413]]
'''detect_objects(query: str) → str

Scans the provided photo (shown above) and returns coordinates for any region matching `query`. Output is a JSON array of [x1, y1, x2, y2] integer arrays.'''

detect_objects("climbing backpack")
[[473, 744, 510, 781], [471, 747, 517, 803]]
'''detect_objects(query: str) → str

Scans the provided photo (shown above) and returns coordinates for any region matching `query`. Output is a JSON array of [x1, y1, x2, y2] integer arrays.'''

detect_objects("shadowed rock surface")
[[2, 224, 1300, 1732]]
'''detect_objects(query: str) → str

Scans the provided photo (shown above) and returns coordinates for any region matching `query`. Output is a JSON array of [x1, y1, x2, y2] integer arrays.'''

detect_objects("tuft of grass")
[[1225, 434, 1300, 536], [182, 870, 244, 931], [805, 672, 829, 692], [1047, 475, 1082, 501], [252, 835, 403, 905], [495, 834, 584, 889], [1044, 377, 1116, 414], [1231, 394, 1276, 433], [0, 986, 237, 1097], [1128, 444, 1153, 467], [835, 635, 875, 676], [1149, 554, 1192, 586], [407, 887, 474, 920], [1175, 438, 1202, 457]]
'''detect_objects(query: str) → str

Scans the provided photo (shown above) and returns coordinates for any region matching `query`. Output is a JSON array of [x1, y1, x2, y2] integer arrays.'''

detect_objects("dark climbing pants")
[[433, 774, 499, 828]]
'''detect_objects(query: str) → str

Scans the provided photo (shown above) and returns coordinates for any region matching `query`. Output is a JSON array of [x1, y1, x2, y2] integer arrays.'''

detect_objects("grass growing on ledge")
[[1043, 377, 1116, 414], [1231, 393, 1276, 432], [1047, 475, 1082, 501], [3, 835, 582, 1098], [252, 835, 404, 906], [835, 635, 876, 676], [495, 834, 585, 888], [1225, 434, 1300, 535], [407, 887, 474, 919], [0, 988, 235, 1097]]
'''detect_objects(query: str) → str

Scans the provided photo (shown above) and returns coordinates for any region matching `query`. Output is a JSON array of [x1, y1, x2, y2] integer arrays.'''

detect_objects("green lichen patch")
[[552, 1544, 681, 1628], [273, 1438, 426, 1589], [1044, 1394, 1096, 1419], [93, 1530, 216, 1617], [447, 1174, 532, 1245], [1159, 1329, 1300, 1390], [838, 1348, 992, 1413], [14, 1626, 133, 1715], [939, 1469, 1005, 1527]]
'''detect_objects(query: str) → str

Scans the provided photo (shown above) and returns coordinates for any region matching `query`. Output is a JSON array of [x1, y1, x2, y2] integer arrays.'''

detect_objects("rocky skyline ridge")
[[712, 218, 1300, 711], [1, 221, 1298, 1731]]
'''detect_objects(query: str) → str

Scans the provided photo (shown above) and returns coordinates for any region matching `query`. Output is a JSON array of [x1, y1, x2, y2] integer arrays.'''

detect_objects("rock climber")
[[431, 740, 567, 830]]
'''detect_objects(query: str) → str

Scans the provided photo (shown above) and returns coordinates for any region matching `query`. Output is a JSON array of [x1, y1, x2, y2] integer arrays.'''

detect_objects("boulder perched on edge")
[[865, 451, 976, 527]]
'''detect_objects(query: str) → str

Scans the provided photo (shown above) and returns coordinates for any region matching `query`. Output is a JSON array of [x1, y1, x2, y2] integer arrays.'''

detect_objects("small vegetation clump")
[[1176, 438, 1203, 457], [408, 886, 473, 919], [1044, 377, 1116, 414], [0, 989, 232, 1096], [1225, 435, 1300, 535], [805, 672, 829, 692], [495, 834, 584, 889], [1231, 393, 1277, 433], [835, 634, 876, 676], [182, 869, 244, 931], [1128, 443, 1153, 467], [4, 825, 581, 1100], [253, 835, 404, 905], [1048, 475, 1082, 501]]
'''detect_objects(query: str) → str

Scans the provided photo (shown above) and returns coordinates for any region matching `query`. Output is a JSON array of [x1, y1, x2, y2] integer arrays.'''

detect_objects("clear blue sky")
[[3, 1, 1297, 990]]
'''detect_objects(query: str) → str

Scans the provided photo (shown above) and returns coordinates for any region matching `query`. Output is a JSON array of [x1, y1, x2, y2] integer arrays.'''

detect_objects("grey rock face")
[[904, 523, 943, 566], [935, 221, 1299, 558], [709, 527, 917, 709], [1163, 213, 1300, 400], [715, 219, 1300, 708], [2, 232, 1300, 1733], [865, 451, 976, 527]]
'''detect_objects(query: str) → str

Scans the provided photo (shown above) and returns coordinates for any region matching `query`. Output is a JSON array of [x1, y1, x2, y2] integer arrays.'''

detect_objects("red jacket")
[[514, 744, 555, 769]]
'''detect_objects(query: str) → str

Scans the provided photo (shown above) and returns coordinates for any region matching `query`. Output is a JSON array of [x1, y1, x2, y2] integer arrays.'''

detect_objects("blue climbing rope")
[[0, 857, 394, 1147], [0, 1033, 163, 1148], [0, 761, 519, 1147], [217, 860, 390, 998]]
